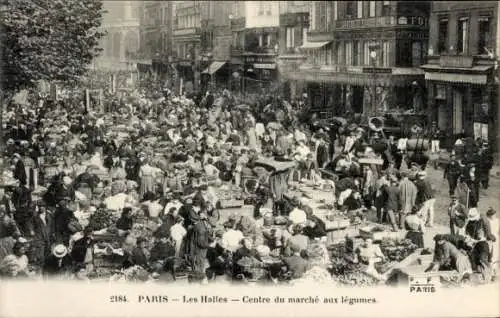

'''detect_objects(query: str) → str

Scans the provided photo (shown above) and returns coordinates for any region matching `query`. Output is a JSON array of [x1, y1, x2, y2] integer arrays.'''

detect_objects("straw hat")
[[52, 244, 68, 258]]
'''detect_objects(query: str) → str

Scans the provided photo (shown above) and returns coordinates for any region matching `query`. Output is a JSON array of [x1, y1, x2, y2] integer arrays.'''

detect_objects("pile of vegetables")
[[379, 238, 418, 262], [108, 265, 151, 282], [215, 185, 243, 201], [328, 243, 380, 286], [88, 208, 118, 231]]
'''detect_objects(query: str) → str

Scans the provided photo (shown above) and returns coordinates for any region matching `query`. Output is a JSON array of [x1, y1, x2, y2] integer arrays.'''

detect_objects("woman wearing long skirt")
[[139, 159, 155, 200]]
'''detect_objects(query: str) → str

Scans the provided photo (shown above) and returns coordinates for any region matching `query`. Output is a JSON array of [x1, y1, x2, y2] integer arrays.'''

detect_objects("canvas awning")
[[300, 41, 332, 49], [424, 72, 489, 85], [421, 64, 493, 85], [202, 61, 227, 75]]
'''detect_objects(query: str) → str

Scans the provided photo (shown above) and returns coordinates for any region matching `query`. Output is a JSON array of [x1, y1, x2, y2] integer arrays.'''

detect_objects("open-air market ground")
[[218, 149, 499, 248]]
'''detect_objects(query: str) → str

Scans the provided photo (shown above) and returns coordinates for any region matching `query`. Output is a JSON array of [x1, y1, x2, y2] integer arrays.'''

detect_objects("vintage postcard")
[[0, 0, 499, 317]]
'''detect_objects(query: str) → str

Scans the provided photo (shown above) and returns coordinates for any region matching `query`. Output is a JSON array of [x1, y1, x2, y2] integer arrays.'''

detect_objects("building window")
[[478, 16, 491, 55], [346, 2, 355, 18], [310, 2, 315, 30], [286, 27, 295, 48], [382, 1, 390, 16], [231, 3, 238, 18], [258, 2, 271, 16], [357, 1, 363, 19], [337, 42, 344, 65], [457, 17, 469, 54], [267, 34, 272, 47], [333, 1, 338, 21], [383, 41, 390, 66], [411, 41, 422, 67], [345, 41, 353, 66], [363, 41, 369, 65], [369, 1, 376, 17], [438, 18, 448, 54], [353, 41, 360, 66], [326, 3, 332, 31], [302, 27, 308, 45]]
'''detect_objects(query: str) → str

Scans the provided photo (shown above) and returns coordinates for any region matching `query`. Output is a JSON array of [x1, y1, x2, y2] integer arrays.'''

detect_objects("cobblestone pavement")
[[425, 164, 499, 226]]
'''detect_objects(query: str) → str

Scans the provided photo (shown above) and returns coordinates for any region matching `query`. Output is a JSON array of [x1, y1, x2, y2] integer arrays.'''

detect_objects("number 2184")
[[110, 295, 128, 303]]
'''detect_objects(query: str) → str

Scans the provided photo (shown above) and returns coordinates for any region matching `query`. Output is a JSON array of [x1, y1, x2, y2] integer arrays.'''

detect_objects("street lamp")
[[369, 48, 378, 115]]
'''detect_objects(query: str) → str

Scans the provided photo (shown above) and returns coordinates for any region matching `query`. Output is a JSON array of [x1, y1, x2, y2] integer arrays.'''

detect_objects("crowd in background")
[[0, 80, 497, 284]]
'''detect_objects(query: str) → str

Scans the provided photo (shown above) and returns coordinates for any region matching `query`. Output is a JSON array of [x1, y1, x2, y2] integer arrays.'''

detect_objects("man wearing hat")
[[283, 241, 308, 279], [444, 154, 462, 196], [13, 153, 27, 186], [415, 171, 435, 227], [447, 195, 467, 236], [476, 142, 493, 190], [43, 244, 73, 276], [71, 226, 94, 272]]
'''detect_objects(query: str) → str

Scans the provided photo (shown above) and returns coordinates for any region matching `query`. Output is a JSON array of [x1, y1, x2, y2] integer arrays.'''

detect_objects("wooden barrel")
[[406, 139, 430, 151]]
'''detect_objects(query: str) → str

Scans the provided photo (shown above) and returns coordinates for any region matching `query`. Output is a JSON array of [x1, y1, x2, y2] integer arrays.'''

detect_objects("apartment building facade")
[[231, 1, 311, 92], [95, 1, 142, 71], [421, 1, 498, 149], [279, 1, 430, 118]]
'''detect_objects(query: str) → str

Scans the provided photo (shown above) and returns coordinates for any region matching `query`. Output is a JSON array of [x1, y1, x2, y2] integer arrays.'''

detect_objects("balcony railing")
[[173, 27, 201, 37], [335, 16, 397, 29], [427, 55, 495, 68], [335, 15, 427, 30], [231, 45, 244, 57]]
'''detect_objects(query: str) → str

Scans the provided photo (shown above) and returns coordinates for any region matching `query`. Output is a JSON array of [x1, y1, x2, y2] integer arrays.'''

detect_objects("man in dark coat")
[[476, 144, 493, 189], [283, 242, 309, 279], [71, 226, 94, 268], [13, 154, 27, 186], [443, 154, 462, 196], [188, 212, 211, 276], [31, 203, 55, 266]]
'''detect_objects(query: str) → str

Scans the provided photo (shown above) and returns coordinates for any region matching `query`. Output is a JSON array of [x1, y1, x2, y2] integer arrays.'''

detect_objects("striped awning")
[[280, 69, 422, 87], [300, 41, 332, 49], [202, 61, 226, 75], [424, 72, 488, 85], [420, 64, 493, 84]]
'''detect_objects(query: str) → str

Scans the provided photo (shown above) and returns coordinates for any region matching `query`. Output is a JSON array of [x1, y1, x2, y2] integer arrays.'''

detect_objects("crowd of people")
[[0, 80, 497, 285]]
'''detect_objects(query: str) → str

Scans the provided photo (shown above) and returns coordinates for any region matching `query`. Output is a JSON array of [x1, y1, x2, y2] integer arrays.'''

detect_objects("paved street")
[[425, 164, 499, 226]]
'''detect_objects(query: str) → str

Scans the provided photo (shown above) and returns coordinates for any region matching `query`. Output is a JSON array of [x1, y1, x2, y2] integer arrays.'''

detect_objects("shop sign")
[[245, 56, 276, 64], [362, 67, 393, 74], [254, 63, 276, 69]]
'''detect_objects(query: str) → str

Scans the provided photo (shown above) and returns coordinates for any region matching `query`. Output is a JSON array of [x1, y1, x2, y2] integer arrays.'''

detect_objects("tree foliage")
[[1, 0, 106, 93]]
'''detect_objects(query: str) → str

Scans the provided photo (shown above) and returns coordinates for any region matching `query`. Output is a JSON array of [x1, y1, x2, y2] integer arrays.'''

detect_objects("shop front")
[[422, 61, 495, 149], [241, 55, 277, 93]]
